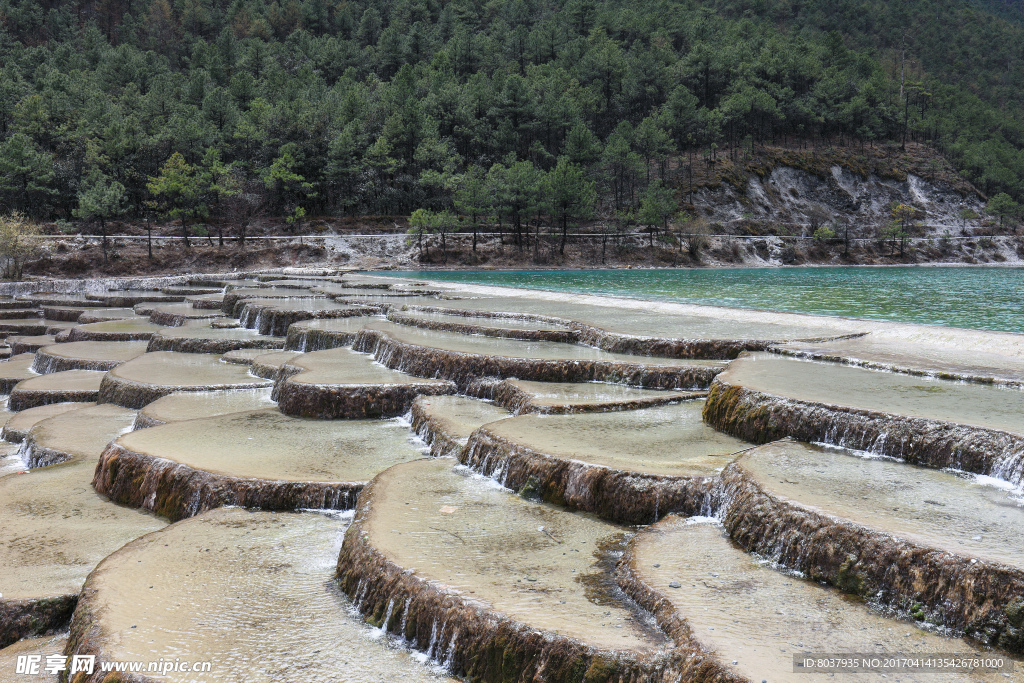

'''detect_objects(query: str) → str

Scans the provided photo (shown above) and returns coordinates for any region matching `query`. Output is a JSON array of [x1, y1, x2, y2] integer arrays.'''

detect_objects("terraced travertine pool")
[[0, 270, 1022, 682]]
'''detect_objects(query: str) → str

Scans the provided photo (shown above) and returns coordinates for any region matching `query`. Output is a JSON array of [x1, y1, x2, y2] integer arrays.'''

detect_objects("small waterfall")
[[13, 440, 31, 470], [353, 579, 367, 611], [374, 597, 396, 637], [424, 619, 440, 660], [398, 596, 412, 640], [186, 489, 202, 517], [441, 628, 458, 670]]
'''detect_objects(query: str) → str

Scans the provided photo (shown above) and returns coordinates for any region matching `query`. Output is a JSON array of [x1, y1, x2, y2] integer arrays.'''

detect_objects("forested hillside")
[[1, 0, 1023, 241]]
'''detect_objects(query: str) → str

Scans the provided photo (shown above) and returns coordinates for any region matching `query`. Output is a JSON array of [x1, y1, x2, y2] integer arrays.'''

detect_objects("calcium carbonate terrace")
[[0, 269, 1021, 681]]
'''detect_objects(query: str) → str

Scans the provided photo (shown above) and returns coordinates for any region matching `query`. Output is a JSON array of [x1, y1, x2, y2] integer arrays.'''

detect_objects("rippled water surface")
[[385, 267, 1024, 333]]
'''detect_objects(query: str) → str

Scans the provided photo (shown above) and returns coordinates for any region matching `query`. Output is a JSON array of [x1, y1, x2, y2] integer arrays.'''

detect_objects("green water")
[[384, 267, 1024, 333]]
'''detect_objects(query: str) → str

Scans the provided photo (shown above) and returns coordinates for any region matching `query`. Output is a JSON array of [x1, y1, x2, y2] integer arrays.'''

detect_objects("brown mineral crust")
[[76, 312, 139, 325], [0, 353, 36, 393], [613, 522, 749, 683], [54, 329, 72, 343], [460, 427, 718, 525], [404, 305, 855, 360], [21, 297, 106, 308], [9, 385, 100, 412], [274, 369, 457, 419], [9, 335, 55, 355], [97, 374, 271, 409], [769, 345, 1022, 389], [249, 355, 287, 380], [159, 286, 222, 296], [21, 437, 87, 468], [222, 291, 325, 315], [572, 325, 865, 361], [353, 329, 723, 391], [486, 378, 706, 415], [336, 476, 699, 683], [237, 301, 372, 336], [0, 322, 51, 336], [187, 297, 225, 310], [145, 333, 285, 354], [67, 326, 156, 342], [147, 309, 221, 327], [0, 309, 42, 320], [92, 442, 362, 522], [40, 306, 89, 321], [32, 349, 139, 374], [702, 378, 1024, 480], [409, 397, 465, 457], [571, 323, 773, 360], [0, 595, 78, 650], [332, 291, 430, 304], [718, 461, 1024, 653], [130, 413, 163, 430], [386, 310, 580, 343], [284, 325, 361, 351], [329, 280, 392, 289], [402, 304, 569, 327], [86, 294, 185, 307]]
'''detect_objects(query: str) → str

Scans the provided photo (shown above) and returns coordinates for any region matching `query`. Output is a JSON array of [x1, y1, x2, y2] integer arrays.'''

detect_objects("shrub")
[[812, 225, 836, 241], [0, 213, 43, 280]]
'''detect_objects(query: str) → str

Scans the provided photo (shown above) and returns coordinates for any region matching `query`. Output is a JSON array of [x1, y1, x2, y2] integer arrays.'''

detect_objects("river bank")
[[18, 229, 1024, 281]]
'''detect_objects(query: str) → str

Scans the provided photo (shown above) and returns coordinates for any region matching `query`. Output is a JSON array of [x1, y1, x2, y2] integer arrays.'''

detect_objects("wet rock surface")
[[397, 296, 853, 358], [7, 335, 56, 355], [720, 441, 1024, 650], [284, 315, 384, 351], [32, 340, 148, 373], [462, 403, 751, 524], [18, 403, 136, 468], [410, 394, 511, 456], [145, 326, 286, 353], [94, 408, 427, 520], [704, 353, 1024, 483], [274, 347, 456, 419], [337, 458, 690, 683], [388, 309, 580, 343], [248, 350, 303, 379], [98, 352, 273, 408], [147, 303, 224, 327], [620, 516, 1022, 682], [66, 508, 452, 683], [0, 404, 162, 647], [772, 336, 1024, 387], [65, 319, 165, 341], [354, 321, 726, 390], [236, 298, 372, 336], [1, 401, 94, 442], [479, 378, 703, 414], [0, 354, 39, 394], [133, 388, 275, 428], [8, 370, 105, 411], [0, 634, 66, 683]]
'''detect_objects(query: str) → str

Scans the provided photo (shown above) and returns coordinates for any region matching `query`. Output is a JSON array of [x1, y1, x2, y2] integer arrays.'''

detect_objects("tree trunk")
[[101, 219, 108, 262]]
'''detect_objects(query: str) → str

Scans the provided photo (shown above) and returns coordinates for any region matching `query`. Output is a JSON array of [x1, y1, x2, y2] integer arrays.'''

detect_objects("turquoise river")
[[386, 266, 1024, 333]]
